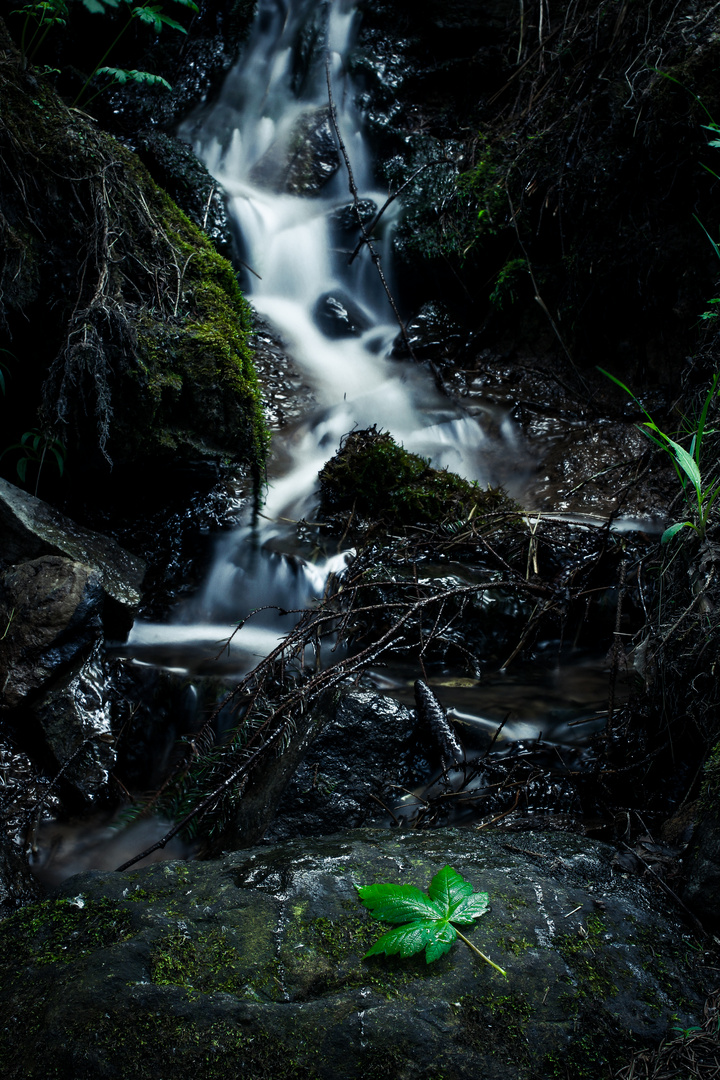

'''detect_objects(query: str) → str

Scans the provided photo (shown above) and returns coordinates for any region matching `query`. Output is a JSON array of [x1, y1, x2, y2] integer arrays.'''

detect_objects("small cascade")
[[127, 0, 518, 678]]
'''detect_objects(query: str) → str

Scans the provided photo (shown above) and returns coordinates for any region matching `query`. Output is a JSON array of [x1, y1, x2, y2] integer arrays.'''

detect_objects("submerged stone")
[[0, 828, 705, 1079]]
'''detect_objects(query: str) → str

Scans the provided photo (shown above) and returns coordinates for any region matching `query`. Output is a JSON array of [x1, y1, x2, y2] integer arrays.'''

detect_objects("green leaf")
[[358, 865, 498, 970], [355, 882, 441, 924], [96, 67, 172, 89], [450, 891, 491, 924], [365, 920, 455, 962], [155, 12, 187, 32], [170, 0, 199, 9], [666, 437, 702, 494], [81, 0, 120, 12], [661, 522, 692, 544], [427, 865, 471, 914]]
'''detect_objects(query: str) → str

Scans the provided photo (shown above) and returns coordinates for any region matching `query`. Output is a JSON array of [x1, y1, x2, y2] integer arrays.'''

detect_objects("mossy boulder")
[[318, 427, 516, 535], [0, 19, 267, 482], [0, 828, 706, 1079]]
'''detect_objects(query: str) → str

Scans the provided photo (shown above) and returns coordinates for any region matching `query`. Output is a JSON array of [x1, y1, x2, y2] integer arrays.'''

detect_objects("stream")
[[124, 0, 622, 731], [34, 0, 639, 883]]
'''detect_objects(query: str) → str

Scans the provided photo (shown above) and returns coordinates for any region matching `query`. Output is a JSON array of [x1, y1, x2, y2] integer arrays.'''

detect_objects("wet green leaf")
[[357, 865, 499, 971]]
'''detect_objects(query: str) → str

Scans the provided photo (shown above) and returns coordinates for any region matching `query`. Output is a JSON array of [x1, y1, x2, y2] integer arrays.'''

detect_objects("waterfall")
[[126, 0, 514, 676]]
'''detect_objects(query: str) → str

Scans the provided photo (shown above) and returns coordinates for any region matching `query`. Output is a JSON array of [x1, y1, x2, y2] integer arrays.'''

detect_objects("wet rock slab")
[[0, 828, 705, 1079], [0, 479, 145, 614]]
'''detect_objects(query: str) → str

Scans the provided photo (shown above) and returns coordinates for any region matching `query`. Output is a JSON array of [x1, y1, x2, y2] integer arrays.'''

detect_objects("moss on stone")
[[150, 927, 248, 994], [460, 988, 533, 1065], [0, 32, 269, 480], [318, 426, 517, 534], [556, 915, 619, 1002], [281, 900, 447, 1001], [0, 895, 133, 969]]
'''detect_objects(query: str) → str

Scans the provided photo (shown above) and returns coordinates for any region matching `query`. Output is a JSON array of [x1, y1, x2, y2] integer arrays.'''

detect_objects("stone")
[[249, 107, 340, 196], [0, 556, 103, 709], [135, 132, 233, 258], [0, 478, 145, 615], [313, 291, 371, 338], [392, 300, 465, 362], [263, 688, 423, 843], [0, 734, 52, 918], [327, 199, 378, 234], [31, 643, 115, 802], [0, 828, 706, 1079]]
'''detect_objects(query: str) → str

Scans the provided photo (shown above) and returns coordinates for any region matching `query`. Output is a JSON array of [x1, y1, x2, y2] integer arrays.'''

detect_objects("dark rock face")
[[392, 300, 465, 362], [313, 291, 371, 338], [0, 479, 145, 618], [134, 132, 234, 258], [263, 689, 422, 842], [31, 643, 114, 801], [0, 828, 704, 1079], [249, 107, 340, 195], [0, 557, 103, 710], [684, 807, 720, 926], [0, 31, 266, 479], [327, 199, 378, 234], [0, 734, 54, 916]]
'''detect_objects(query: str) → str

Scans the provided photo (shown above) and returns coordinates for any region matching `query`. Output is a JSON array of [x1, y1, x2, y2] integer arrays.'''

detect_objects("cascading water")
[[32, 0, 638, 884], [126, 0, 516, 678]]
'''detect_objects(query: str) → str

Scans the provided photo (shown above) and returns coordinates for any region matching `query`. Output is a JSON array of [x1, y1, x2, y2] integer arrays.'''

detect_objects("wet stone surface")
[[0, 828, 707, 1079]]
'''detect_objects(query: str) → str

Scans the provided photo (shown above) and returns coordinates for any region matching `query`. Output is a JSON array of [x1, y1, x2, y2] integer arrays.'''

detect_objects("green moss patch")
[[150, 927, 246, 994], [0, 896, 133, 969], [318, 427, 517, 536]]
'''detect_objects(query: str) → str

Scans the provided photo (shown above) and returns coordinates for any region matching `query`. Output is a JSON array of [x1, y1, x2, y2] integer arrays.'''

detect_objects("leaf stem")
[[454, 928, 508, 977]]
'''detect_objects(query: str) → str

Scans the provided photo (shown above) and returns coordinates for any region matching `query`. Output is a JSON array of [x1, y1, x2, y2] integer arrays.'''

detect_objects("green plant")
[[489, 257, 528, 310], [0, 428, 66, 493], [669, 1024, 703, 1038], [10, 0, 198, 104], [73, 0, 198, 106], [11, 0, 68, 62], [356, 865, 507, 976], [599, 368, 720, 543]]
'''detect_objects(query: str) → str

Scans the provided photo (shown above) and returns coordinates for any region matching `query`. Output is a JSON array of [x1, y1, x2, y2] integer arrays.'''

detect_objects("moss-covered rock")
[[318, 427, 517, 536], [0, 828, 707, 1079], [0, 18, 267, 483]]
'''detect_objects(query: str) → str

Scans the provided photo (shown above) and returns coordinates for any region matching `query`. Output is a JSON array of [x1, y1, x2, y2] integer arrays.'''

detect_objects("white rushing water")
[[127, 0, 519, 675]]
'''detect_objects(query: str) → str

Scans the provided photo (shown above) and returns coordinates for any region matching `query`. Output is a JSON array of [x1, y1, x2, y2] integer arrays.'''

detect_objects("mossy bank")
[[0, 828, 707, 1079], [0, 17, 267, 487]]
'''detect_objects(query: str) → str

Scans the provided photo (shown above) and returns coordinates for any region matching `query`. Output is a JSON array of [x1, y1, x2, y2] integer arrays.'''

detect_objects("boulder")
[[249, 107, 340, 196], [0, 734, 52, 917], [263, 688, 424, 843], [31, 643, 115, 802], [327, 199, 378, 234], [0, 479, 145, 616], [392, 301, 465, 362], [0, 828, 705, 1079], [0, 557, 103, 710], [134, 132, 233, 258], [313, 291, 371, 338]]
